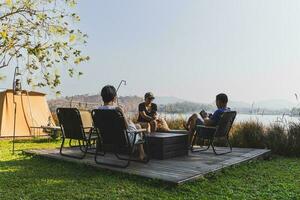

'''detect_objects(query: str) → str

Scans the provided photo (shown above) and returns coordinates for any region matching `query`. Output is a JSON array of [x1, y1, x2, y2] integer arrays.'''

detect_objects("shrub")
[[265, 124, 287, 155], [165, 117, 186, 130], [230, 121, 265, 148], [286, 122, 300, 157]]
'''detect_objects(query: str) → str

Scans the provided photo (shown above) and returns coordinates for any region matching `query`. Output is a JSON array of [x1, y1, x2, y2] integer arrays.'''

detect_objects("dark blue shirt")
[[210, 108, 230, 125]]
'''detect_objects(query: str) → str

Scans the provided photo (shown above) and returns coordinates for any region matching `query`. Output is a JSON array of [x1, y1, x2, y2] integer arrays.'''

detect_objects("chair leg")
[[78, 137, 97, 155], [116, 144, 149, 164], [191, 134, 211, 153], [211, 137, 232, 155], [95, 146, 130, 168], [95, 141, 149, 168], [60, 137, 88, 159], [94, 137, 131, 168], [191, 142, 211, 152]]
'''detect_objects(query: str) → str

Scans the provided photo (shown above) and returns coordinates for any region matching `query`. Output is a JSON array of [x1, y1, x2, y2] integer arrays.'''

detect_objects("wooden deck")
[[24, 147, 270, 184]]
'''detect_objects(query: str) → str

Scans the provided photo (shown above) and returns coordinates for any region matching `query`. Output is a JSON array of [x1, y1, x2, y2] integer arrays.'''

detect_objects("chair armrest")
[[83, 126, 94, 130], [195, 125, 216, 139], [196, 125, 216, 130], [133, 129, 147, 133]]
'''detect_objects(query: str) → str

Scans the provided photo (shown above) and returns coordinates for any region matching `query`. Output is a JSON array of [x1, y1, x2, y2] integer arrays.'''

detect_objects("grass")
[[0, 139, 300, 200]]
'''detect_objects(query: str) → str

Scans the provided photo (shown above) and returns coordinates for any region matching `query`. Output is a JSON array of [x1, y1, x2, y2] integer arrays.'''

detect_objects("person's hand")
[[200, 110, 208, 118], [116, 106, 125, 114], [120, 104, 129, 113]]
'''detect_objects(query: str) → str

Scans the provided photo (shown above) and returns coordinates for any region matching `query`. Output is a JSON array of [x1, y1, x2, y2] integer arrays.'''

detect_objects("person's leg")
[[138, 122, 151, 133], [134, 123, 142, 129], [138, 144, 145, 160], [184, 113, 198, 131], [150, 120, 158, 132], [187, 113, 203, 146]]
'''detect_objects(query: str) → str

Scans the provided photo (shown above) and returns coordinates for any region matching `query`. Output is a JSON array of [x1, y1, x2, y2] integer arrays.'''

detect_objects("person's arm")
[[203, 110, 220, 126], [139, 111, 154, 121], [203, 117, 215, 126], [116, 107, 129, 128], [138, 103, 154, 121], [152, 104, 158, 120]]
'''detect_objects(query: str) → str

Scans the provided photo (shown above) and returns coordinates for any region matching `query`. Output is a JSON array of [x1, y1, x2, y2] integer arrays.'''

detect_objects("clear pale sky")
[[2, 0, 300, 103]]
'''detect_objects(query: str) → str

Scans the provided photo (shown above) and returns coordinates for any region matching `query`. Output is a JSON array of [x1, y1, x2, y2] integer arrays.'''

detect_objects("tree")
[[0, 0, 89, 94]]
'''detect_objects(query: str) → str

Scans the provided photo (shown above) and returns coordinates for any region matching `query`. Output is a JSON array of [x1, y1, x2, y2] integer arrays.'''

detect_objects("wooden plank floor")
[[24, 147, 271, 184]]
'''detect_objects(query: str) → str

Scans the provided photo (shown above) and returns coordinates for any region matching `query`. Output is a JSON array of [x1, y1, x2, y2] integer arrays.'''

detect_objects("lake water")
[[158, 113, 300, 125]]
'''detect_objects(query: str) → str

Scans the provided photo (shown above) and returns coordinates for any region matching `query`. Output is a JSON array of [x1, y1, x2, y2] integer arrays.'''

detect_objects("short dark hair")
[[101, 85, 117, 103], [144, 92, 155, 100], [216, 93, 228, 104]]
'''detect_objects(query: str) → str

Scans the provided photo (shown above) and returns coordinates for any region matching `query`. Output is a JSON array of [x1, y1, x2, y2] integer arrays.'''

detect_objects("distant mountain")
[[48, 94, 143, 112], [255, 99, 297, 110], [154, 96, 186, 105], [48, 92, 297, 115], [229, 101, 252, 109], [228, 99, 297, 110]]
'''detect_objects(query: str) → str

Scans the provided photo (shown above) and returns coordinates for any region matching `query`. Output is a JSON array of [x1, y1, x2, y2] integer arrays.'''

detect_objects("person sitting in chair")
[[137, 92, 170, 133], [184, 93, 230, 145], [137, 92, 159, 132], [98, 85, 146, 161]]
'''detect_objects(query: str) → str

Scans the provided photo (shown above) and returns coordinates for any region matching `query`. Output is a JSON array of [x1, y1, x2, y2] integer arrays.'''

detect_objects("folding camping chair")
[[191, 111, 237, 155], [92, 109, 149, 168], [56, 108, 97, 159]]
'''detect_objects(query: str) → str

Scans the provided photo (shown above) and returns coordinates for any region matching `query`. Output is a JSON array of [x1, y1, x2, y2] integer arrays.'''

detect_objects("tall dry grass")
[[230, 120, 300, 156], [230, 120, 266, 148]]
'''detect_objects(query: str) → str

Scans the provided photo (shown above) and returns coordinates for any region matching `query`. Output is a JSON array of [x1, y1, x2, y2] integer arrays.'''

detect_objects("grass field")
[[0, 139, 299, 200]]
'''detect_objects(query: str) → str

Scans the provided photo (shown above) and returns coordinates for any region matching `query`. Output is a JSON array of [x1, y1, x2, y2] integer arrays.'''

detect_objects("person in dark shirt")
[[184, 93, 230, 145], [137, 92, 159, 132], [98, 85, 146, 161]]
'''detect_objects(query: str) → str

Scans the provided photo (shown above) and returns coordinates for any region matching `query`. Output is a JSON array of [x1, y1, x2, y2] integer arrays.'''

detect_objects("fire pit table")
[[145, 132, 188, 160]]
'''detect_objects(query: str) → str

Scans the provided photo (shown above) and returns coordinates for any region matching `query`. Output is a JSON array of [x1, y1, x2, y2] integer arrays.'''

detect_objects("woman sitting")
[[137, 92, 169, 132], [98, 85, 146, 161]]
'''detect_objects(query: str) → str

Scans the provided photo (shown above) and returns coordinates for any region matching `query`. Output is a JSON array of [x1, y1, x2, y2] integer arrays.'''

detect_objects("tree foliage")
[[0, 0, 89, 94]]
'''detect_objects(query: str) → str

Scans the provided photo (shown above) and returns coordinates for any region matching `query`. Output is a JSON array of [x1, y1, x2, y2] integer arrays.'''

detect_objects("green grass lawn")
[[0, 139, 299, 200]]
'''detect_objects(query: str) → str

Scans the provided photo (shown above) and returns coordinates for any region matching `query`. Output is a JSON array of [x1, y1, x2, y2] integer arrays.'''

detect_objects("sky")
[[2, 0, 300, 103]]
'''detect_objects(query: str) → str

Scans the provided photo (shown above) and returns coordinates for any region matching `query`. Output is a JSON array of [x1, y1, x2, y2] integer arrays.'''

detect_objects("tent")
[[0, 89, 54, 137]]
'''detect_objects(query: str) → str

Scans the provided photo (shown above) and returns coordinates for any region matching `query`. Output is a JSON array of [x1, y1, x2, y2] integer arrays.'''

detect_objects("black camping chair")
[[92, 109, 149, 168], [191, 111, 237, 155], [56, 108, 97, 159]]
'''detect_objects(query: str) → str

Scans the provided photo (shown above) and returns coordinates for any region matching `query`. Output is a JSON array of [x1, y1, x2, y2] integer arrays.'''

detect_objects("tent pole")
[[12, 100, 17, 154], [12, 66, 21, 155]]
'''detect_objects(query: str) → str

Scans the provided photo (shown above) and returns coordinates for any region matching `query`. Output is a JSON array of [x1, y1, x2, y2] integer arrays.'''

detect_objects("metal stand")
[[12, 66, 21, 154], [116, 80, 126, 105], [12, 97, 17, 154]]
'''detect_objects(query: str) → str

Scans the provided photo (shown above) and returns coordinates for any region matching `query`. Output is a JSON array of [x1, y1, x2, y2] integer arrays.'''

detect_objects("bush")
[[286, 122, 300, 157], [230, 121, 265, 148], [265, 124, 287, 155], [165, 117, 186, 130], [230, 120, 300, 157]]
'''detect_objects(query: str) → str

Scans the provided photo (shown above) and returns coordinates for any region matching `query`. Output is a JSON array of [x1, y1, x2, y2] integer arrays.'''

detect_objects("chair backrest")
[[91, 109, 128, 146], [79, 110, 93, 128], [214, 111, 237, 137], [56, 108, 85, 140]]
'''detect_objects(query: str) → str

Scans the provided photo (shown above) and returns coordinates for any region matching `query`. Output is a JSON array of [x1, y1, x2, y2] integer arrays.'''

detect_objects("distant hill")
[[48, 93, 296, 115], [154, 96, 186, 105], [48, 94, 143, 112], [229, 101, 252, 109], [158, 101, 214, 113], [255, 99, 297, 110]]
